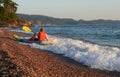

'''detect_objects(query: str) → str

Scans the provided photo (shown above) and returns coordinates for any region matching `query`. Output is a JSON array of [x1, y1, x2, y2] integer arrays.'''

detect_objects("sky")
[[13, 0, 120, 20]]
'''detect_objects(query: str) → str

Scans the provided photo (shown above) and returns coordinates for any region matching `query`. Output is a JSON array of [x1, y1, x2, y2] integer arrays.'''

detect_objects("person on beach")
[[29, 32, 38, 41], [38, 28, 49, 41], [28, 28, 49, 41], [28, 28, 52, 44], [38, 28, 54, 45]]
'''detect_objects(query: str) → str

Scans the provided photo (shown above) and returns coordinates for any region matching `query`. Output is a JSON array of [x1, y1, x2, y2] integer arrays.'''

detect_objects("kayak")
[[13, 34, 52, 45], [13, 34, 28, 42]]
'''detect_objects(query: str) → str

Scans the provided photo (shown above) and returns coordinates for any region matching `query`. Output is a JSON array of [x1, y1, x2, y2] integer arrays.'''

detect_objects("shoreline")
[[0, 28, 120, 77]]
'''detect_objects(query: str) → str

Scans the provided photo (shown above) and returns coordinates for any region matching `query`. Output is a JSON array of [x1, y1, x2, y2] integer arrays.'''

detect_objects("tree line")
[[0, 0, 18, 21]]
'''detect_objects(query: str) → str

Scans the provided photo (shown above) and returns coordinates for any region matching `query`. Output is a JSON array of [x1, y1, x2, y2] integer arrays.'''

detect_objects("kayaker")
[[29, 32, 38, 41], [38, 28, 49, 42], [29, 28, 52, 44]]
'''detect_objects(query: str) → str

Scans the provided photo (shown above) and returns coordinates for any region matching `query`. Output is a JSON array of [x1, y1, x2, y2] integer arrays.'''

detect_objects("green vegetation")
[[0, 0, 18, 21]]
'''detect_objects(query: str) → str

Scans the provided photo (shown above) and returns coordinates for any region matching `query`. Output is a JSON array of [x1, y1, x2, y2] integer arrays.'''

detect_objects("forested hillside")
[[0, 0, 18, 21], [0, 0, 32, 27], [18, 14, 120, 25], [18, 14, 77, 25]]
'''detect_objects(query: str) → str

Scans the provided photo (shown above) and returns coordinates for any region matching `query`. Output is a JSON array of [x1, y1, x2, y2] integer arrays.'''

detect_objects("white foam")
[[29, 35, 120, 72], [11, 29, 120, 72]]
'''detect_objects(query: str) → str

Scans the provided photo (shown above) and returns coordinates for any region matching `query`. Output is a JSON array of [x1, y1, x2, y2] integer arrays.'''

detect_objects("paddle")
[[22, 26, 60, 44], [22, 25, 33, 33]]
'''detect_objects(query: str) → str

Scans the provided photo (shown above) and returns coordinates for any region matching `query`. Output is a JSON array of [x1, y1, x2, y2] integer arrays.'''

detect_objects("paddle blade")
[[22, 26, 32, 32]]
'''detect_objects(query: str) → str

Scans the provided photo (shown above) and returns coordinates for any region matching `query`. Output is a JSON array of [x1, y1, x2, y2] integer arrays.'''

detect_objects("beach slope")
[[0, 29, 119, 77]]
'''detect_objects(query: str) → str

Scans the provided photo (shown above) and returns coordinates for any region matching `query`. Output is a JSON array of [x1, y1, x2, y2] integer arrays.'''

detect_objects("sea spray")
[[28, 35, 120, 72]]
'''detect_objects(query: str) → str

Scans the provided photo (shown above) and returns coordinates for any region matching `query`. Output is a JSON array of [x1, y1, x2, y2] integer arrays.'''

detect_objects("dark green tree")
[[0, 0, 18, 21]]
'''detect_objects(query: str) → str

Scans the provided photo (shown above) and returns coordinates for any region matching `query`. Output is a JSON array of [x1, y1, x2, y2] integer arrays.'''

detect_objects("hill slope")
[[18, 14, 120, 25]]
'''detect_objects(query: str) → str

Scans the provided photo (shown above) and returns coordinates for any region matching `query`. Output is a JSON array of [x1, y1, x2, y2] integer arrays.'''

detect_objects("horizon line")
[[17, 13, 120, 21]]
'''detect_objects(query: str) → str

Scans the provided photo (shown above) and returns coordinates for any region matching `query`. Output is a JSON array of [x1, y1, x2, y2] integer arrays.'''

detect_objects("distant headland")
[[1, 13, 120, 27], [18, 14, 120, 26]]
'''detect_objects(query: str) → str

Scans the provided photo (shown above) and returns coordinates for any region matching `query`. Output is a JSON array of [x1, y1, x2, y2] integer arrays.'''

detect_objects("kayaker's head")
[[40, 28, 44, 32], [34, 32, 38, 35]]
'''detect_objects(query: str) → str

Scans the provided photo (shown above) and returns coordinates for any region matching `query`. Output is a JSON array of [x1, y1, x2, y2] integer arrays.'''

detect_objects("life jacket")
[[38, 31, 47, 41]]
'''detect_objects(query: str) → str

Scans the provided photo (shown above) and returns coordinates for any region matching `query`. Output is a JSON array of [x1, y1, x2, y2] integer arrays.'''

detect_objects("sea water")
[[10, 24, 120, 72]]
